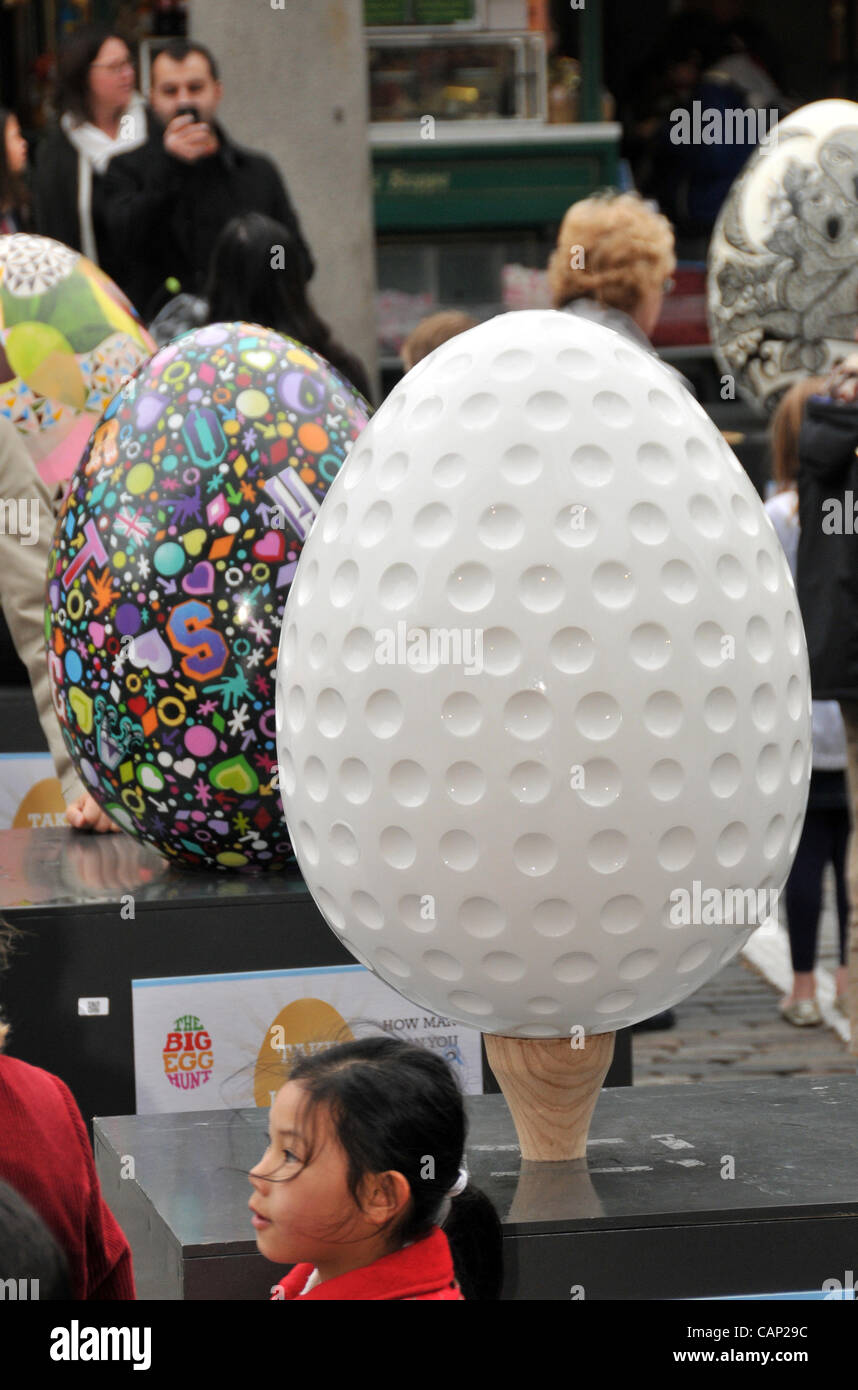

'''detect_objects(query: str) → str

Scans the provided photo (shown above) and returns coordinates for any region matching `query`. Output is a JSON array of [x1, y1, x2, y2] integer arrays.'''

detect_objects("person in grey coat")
[[0, 418, 117, 832]]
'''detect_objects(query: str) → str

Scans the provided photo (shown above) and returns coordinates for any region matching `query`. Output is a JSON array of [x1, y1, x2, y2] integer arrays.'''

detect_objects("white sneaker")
[[780, 998, 822, 1027]]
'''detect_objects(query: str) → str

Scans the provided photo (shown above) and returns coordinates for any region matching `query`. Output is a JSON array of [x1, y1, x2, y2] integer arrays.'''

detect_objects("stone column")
[[191, 0, 378, 400]]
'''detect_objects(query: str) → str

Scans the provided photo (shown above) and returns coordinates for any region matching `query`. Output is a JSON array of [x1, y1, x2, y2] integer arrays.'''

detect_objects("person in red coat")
[[250, 1036, 503, 1301], [0, 919, 135, 1299]]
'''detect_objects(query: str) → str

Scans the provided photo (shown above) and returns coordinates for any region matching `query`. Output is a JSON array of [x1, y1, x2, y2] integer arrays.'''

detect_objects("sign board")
[[0, 753, 66, 830], [365, 0, 477, 24], [132, 963, 484, 1114]]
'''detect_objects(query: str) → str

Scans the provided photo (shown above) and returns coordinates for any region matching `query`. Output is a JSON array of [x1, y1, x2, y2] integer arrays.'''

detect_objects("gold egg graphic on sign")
[[253, 999, 354, 1108]]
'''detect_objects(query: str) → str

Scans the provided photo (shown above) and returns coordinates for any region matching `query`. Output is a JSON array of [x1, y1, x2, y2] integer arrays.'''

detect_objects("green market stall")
[[365, 0, 620, 383]]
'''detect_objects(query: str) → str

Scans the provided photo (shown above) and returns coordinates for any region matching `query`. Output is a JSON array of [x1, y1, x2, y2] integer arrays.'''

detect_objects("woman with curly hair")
[[547, 190, 691, 393]]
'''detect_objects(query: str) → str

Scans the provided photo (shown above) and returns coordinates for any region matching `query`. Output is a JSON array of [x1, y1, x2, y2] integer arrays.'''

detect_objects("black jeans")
[[785, 796, 849, 973]]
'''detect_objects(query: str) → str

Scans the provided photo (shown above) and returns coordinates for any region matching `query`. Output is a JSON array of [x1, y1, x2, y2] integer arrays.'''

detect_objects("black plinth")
[[94, 1076, 858, 1300], [0, 686, 48, 752], [0, 827, 631, 1123]]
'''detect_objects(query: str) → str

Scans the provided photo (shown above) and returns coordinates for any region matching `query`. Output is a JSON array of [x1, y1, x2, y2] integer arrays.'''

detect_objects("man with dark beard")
[[97, 38, 314, 320]]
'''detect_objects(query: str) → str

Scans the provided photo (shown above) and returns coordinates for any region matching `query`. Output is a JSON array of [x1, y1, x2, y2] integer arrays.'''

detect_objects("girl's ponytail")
[[443, 1182, 504, 1301]]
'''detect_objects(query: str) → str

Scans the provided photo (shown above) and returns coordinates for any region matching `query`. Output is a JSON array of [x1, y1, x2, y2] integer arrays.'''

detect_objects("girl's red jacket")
[[271, 1225, 464, 1300], [0, 1055, 135, 1299]]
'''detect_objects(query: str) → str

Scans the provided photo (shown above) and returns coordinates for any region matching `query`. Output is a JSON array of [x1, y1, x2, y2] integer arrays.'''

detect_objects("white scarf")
[[60, 91, 148, 263]]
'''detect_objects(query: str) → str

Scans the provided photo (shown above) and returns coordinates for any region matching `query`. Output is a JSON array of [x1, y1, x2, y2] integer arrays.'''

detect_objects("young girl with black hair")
[[204, 213, 371, 401], [148, 211, 373, 405], [249, 1035, 503, 1300]]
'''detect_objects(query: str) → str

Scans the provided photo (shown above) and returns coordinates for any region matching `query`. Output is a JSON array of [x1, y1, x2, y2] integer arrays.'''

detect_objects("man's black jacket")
[[96, 113, 314, 319], [796, 392, 858, 702]]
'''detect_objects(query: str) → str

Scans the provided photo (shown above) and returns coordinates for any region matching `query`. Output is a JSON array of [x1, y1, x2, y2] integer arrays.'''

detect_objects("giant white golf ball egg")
[[275, 310, 811, 1036]]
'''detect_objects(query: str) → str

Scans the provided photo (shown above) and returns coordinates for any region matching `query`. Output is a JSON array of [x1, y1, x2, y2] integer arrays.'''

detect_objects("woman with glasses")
[[32, 26, 147, 265]]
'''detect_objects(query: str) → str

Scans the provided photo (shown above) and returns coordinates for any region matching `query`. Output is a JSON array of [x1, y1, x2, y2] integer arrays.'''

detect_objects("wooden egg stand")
[[484, 1031, 615, 1162]]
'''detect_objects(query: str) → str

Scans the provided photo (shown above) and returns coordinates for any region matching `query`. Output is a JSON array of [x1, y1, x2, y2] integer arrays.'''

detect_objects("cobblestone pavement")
[[633, 875, 856, 1085]]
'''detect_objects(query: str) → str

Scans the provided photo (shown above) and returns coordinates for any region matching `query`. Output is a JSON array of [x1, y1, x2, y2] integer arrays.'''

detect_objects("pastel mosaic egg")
[[708, 99, 858, 411], [0, 232, 156, 486], [46, 321, 370, 870], [275, 309, 811, 1034]]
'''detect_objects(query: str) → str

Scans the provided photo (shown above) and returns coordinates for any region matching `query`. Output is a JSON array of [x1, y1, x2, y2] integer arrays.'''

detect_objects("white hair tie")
[[446, 1166, 468, 1197]]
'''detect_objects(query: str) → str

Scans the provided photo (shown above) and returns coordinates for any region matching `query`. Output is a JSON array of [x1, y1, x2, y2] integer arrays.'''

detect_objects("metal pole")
[[579, 0, 602, 124]]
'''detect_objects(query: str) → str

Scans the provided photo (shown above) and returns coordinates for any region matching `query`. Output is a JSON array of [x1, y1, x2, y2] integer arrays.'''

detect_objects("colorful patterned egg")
[[0, 232, 156, 486], [45, 322, 370, 870]]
